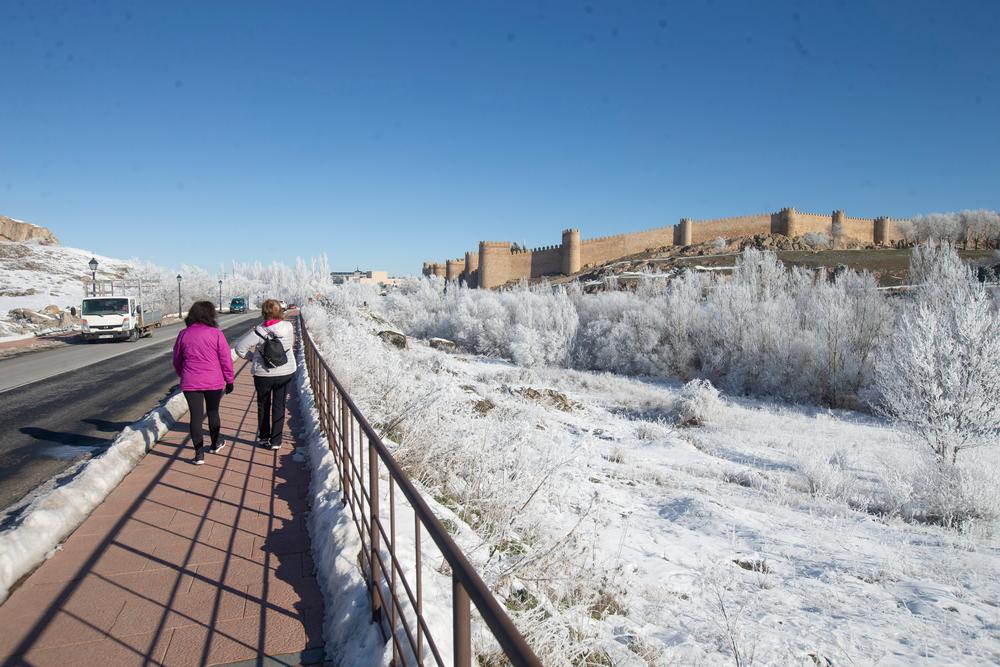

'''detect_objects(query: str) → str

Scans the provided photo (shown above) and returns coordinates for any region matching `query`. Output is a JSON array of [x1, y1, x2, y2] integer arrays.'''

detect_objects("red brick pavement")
[[0, 359, 325, 666]]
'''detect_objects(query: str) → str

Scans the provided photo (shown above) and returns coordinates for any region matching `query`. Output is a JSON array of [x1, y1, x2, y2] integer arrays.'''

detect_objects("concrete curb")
[[0, 392, 190, 604]]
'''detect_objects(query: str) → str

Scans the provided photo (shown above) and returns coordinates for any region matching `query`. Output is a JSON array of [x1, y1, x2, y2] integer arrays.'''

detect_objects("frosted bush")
[[382, 282, 578, 367], [674, 379, 722, 427], [802, 231, 830, 248], [793, 444, 855, 501]]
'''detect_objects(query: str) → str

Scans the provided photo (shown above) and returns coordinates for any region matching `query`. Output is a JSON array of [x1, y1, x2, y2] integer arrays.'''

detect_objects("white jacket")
[[234, 319, 298, 377]]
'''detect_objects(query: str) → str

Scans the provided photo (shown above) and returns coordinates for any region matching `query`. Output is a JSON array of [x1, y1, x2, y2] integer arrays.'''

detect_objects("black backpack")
[[254, 326, 288, 368]]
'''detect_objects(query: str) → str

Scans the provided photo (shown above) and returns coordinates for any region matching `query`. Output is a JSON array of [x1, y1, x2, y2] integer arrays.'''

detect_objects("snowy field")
[[302, 290, 1000, 666]]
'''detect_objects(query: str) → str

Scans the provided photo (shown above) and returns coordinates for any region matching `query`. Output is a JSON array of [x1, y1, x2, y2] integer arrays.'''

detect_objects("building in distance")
[[330, 269, 405, 289]]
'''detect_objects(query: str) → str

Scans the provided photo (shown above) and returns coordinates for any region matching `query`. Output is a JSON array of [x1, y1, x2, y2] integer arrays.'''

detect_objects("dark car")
[[230, 297, 248, 313]]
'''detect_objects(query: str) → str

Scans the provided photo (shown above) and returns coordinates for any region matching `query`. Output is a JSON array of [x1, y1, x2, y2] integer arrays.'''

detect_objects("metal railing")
[[300, 317, 542, 667]]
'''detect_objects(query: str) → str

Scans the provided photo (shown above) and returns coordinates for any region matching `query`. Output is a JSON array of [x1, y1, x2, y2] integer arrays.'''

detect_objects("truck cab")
[[230, 297, 247, 313], [81, 296, 162, 342]]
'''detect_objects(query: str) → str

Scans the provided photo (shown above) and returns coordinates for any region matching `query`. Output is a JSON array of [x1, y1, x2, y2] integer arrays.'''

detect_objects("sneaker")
[[256, 438, 271, 448], [210, 439, 227, 454], [268, 441, 280, 451], [192, 449, 205, 465]]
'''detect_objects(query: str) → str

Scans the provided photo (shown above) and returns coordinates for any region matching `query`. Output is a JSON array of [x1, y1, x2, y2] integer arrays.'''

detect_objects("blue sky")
[[1, 1, 997, 275]]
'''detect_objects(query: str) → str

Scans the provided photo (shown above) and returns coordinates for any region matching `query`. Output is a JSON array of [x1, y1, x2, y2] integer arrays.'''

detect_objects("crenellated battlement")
[[436, 206, 912, 288]]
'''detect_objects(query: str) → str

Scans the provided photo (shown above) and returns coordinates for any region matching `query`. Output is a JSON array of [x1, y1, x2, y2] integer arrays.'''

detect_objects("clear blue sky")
[[1, 1, 997, 275]]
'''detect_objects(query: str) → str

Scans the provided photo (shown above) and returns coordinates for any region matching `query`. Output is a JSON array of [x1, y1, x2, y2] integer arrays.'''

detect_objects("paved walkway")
[[0, 359, 325, 666]]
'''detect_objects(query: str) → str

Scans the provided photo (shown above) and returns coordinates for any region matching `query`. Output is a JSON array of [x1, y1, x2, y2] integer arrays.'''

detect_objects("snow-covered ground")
[[302, 300, 1000, 666]]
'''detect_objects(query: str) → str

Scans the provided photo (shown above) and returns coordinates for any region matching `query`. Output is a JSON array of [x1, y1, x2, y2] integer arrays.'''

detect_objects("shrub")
[[674, 379, 722, 427], [801, 231, 830, 248]]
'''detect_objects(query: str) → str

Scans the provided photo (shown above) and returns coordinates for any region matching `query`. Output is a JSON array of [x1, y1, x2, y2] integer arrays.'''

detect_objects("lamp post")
[[176, 274, 182, 318], [88, 258, 98, 296], [218, 279, 223, 312]]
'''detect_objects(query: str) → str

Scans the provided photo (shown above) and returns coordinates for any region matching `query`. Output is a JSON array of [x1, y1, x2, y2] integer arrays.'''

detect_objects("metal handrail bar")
[[299, 316, 542, 667]]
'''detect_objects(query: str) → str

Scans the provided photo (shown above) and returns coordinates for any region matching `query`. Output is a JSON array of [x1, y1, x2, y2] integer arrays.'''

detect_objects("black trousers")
[[254, 373, 294, 446], [184, 389, 223, 450]]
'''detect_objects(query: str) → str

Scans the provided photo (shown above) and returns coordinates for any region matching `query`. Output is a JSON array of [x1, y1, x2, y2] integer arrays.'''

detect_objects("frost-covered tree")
[[876, 243, 1000, 465], [900, 209, 1000, 247]]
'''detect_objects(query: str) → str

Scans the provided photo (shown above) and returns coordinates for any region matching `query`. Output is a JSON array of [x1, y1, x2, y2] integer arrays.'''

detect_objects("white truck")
[[81, 296, 163, 343]]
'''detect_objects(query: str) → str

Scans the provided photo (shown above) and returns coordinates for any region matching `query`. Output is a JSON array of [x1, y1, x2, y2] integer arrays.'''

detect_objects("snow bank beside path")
[[290, 322, 389, 666], [0, 392, 188, 604]]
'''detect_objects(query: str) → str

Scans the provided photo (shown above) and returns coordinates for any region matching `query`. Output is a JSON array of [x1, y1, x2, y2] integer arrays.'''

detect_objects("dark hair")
[[185, 301, 218, 327]]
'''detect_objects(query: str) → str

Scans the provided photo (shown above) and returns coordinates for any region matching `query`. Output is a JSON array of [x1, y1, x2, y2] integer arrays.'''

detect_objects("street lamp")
[[218, 279, 223, 312], [176, 274, 182, 318], [88, 258, 98, 296]]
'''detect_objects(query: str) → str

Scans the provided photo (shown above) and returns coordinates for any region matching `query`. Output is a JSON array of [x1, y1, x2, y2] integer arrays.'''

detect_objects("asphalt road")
[[0, 313, 258, 514]]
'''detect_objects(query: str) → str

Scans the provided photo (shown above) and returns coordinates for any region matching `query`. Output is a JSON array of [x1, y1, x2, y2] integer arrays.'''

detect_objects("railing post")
[[369, 441, 382, 622], [453, 576, 471, 667], [326, 376, 335, 453], [341, 396, 350, 505]]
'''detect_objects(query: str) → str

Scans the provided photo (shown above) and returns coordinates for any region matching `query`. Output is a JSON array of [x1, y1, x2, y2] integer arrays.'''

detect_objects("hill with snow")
[[0, 237, 132, 339]]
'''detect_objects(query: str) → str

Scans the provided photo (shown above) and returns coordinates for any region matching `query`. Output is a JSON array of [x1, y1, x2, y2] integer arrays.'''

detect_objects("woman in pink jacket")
[[172, 301, 235, 465]]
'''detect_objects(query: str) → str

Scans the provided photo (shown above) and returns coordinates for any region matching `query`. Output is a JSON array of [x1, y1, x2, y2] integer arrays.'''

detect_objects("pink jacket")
[[172, 323, 235, 392]]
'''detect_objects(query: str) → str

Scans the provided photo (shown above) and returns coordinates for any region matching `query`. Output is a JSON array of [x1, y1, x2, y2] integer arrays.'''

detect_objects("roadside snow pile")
[[0, 393, 188, 603], [300, 285, 1000, 665]]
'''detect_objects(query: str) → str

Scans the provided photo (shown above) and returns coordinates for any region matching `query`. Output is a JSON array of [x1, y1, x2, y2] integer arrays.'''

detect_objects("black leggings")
[[254, 374, 294, 446], [184, 390, 223, 450]]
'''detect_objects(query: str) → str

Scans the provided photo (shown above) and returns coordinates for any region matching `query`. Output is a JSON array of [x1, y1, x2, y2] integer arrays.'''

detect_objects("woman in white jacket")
[[234, 299, 297, 450]]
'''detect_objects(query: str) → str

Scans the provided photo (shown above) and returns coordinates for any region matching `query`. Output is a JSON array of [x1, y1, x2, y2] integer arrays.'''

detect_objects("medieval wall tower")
[[561, 228, 581, 275], [463, 251, 479, 287]]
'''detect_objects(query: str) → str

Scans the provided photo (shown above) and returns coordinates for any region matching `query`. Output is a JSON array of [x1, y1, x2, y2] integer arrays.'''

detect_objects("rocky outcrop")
[[0, 216, 59, 245], [429, 337, 457, 353], [8, 308, 59, 325], [377, 330, 408, 349]]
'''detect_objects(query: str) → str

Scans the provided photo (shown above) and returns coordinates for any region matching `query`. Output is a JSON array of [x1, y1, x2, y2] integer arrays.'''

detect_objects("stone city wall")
[[687, 214, 773, 244], [424, 207, 910, 289]]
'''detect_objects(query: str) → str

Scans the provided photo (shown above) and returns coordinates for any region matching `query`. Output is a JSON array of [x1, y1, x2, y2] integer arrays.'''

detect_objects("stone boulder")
[[8, 308, 58, 325], [429, 337, 457, 353], [377, 330, 408, 349], [513, 387, 577, 412], [42, 304, 61, 315]]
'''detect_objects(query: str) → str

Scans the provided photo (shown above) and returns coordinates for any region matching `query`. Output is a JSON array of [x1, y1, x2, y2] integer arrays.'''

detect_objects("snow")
[[0, 392, 188, 604], [299, 296, 1000, 665]]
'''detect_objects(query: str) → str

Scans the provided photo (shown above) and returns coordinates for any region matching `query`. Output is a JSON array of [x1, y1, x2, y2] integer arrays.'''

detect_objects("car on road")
[[230, 296, 248, 313]]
